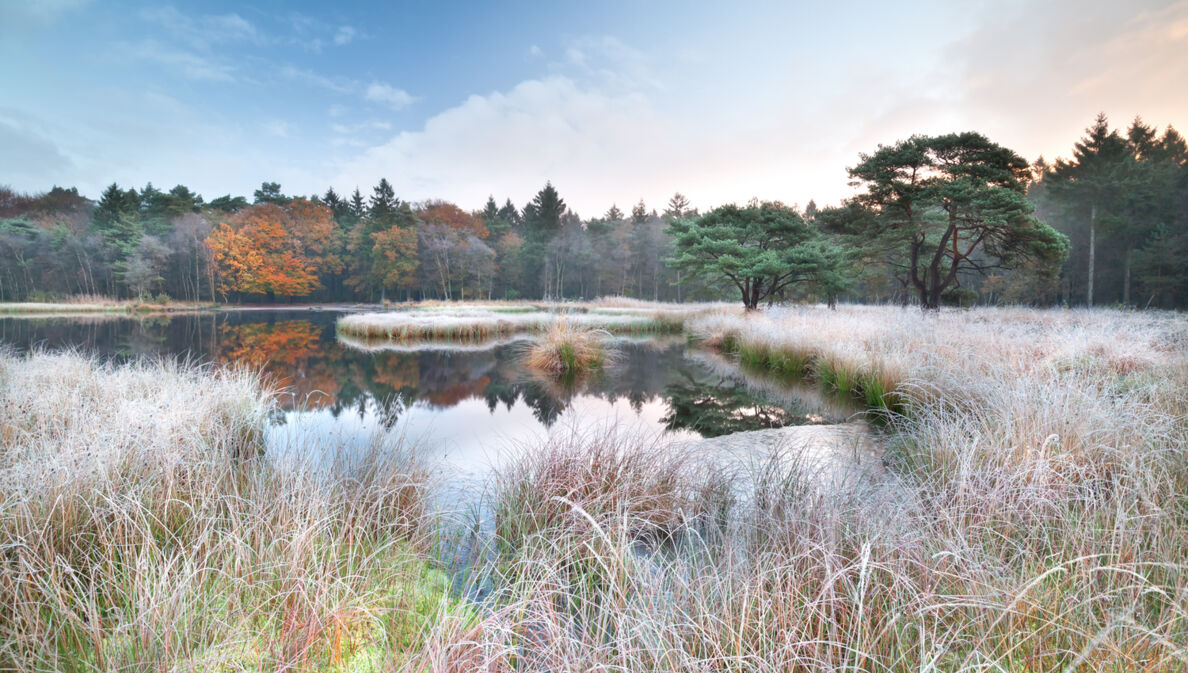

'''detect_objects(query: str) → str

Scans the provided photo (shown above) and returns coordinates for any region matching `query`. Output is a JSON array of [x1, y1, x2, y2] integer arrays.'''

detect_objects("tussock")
[[0, 350, 452, 671], [521, 318, 610, 375]]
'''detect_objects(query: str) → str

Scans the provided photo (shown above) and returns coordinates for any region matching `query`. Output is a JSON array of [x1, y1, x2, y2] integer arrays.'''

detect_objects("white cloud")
[[335, 76, 701, 214], [121, 40, 236, 82], [334, 25, 357, 45], [527, 44, 542, 58], [365, 82, 416, 110], [281, 65, 354, 94], [139, 6, 258, 49], [264, 120, 295, 138], [0, 0, 90, 34], [332, 121, 392, 134]]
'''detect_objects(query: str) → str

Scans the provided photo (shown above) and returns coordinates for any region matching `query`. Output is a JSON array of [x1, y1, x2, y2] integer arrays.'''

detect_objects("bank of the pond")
[[0, 299, 223, 316]]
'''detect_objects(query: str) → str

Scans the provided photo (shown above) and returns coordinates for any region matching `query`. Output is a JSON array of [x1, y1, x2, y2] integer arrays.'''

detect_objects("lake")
[[0, 309, 854, 483]]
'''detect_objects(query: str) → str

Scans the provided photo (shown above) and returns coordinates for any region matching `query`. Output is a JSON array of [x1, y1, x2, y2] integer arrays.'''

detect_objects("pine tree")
[[1048, 114, 1130, 306], [631, 199, 648, 225], [368, 178, 400, 227], [664, 193, 690, 219], [253, 182, 288, 205], [93, 183, 137, 234], [524, 182, 565, 239], [349, 188, 367, 219]]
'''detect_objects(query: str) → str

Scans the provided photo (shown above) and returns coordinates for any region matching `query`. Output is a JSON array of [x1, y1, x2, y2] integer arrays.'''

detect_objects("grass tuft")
[[522, 318, 610, 376]]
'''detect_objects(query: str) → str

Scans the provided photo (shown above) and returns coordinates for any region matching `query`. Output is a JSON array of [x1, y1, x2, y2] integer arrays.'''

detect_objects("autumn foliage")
[[208, 200, 335, 298]]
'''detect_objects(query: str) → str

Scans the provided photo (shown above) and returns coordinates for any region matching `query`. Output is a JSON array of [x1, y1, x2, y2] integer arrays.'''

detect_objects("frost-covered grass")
[[0, 295, 215, 316], [6, 303, 1188, 671], [522, 317, 611, 376], [335, 300, 719, 342], [419, 304, 1188, 671], [0, 350, 464, 671]]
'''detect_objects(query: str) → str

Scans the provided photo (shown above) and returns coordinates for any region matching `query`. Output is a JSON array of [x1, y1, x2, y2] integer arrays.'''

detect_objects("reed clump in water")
[[522, 319, 610, 376], [0, 350, 462, 671]]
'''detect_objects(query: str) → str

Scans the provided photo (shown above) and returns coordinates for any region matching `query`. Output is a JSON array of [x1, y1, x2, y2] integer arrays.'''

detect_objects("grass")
[[5, 302, 1188, 671], [0, 350, 470, 671], [0, 295, 217, 316], [334, 300, 710, 343], [521, 318, 610, 376], [412, 305, 1188, 671]]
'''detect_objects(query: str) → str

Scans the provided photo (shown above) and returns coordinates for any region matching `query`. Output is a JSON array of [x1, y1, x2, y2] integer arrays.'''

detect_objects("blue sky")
[[2, 0, 1186, 215]]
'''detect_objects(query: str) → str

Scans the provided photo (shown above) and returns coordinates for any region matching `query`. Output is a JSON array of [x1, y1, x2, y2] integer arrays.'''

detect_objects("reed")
[[409, 305, 1188, 672], [335, 304, 697, 343], [0, 350, 464, 671], [7, 303, 1188, 671], [521, 318, 610, 376]]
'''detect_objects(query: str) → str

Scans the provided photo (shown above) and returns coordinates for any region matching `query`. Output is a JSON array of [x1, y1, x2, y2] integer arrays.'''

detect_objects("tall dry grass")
[[0, 350, 453, 671], [334, 301, 725, 343], [409, 305, 1188, 672], [521, 319, 610, 376], [5, 304, 1187, 671]]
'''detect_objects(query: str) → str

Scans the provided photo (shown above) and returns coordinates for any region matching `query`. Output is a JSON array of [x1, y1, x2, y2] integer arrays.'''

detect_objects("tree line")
[[1, 114, 1184, 309]]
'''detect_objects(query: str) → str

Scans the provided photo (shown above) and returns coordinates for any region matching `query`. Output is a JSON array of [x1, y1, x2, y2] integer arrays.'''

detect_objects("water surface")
[[0, 310, 851, 477]]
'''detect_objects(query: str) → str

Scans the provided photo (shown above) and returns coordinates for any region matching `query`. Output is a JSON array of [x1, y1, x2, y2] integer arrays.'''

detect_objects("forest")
[[2, 114, 1185, 309]]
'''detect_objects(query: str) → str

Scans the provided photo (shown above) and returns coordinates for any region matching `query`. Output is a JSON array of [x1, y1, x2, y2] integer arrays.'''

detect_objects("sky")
[[1, 0, 1186, 216]]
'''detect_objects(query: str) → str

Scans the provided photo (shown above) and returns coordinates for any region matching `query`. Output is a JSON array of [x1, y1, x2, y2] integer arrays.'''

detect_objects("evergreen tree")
[[524, 182, 565, 239], [349, 188, 367, 219], [368, 178, 400, 227], [667, 201, 828, 310], [93, 183, 138, 234], [253, 182, 288, 205], [664, 193, 690, 220], [848, 131, 1068, 309], [631, 199, 648, 225], [208, 195, 248, 212], [497, 198, 520, 227], [1046, 114, 1130, 306]]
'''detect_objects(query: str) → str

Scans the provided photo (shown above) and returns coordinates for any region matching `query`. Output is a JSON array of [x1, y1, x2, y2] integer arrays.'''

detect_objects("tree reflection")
[[661, 367, 821, 438], [4, 312, 838, 438]]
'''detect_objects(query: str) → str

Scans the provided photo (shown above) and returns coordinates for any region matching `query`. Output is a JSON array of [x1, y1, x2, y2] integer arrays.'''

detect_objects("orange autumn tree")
[[419, 201, 488, 238], [208, 200, 334, 299], [371, 225, 418, 297]]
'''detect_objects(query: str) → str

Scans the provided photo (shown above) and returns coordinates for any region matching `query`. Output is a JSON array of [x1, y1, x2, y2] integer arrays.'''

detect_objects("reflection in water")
[[662, 367, 815, 438], [0, 312, 844, 455]]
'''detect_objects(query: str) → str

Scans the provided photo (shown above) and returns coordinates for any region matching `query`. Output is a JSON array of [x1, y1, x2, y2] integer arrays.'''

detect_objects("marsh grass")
[[407, 305, 1188, 672], [334, 300, 719, 343], [521, 318, 610, 376], [0, 350, 466, 671], [6, 303, 1188, 671], [0, 295, 214, 316]]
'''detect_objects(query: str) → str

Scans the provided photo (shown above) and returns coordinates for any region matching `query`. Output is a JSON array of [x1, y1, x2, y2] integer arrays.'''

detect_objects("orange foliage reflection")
[[216, 320, 342, 408]]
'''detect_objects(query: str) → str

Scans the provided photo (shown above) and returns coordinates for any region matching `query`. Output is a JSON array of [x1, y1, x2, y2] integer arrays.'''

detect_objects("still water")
[[0, 310, 849, 478]]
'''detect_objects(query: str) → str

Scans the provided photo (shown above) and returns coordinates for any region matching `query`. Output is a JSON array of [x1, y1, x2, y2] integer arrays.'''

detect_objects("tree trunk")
[[1087, 204, 1096, 308], [1123, 246, 1132, 306]]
